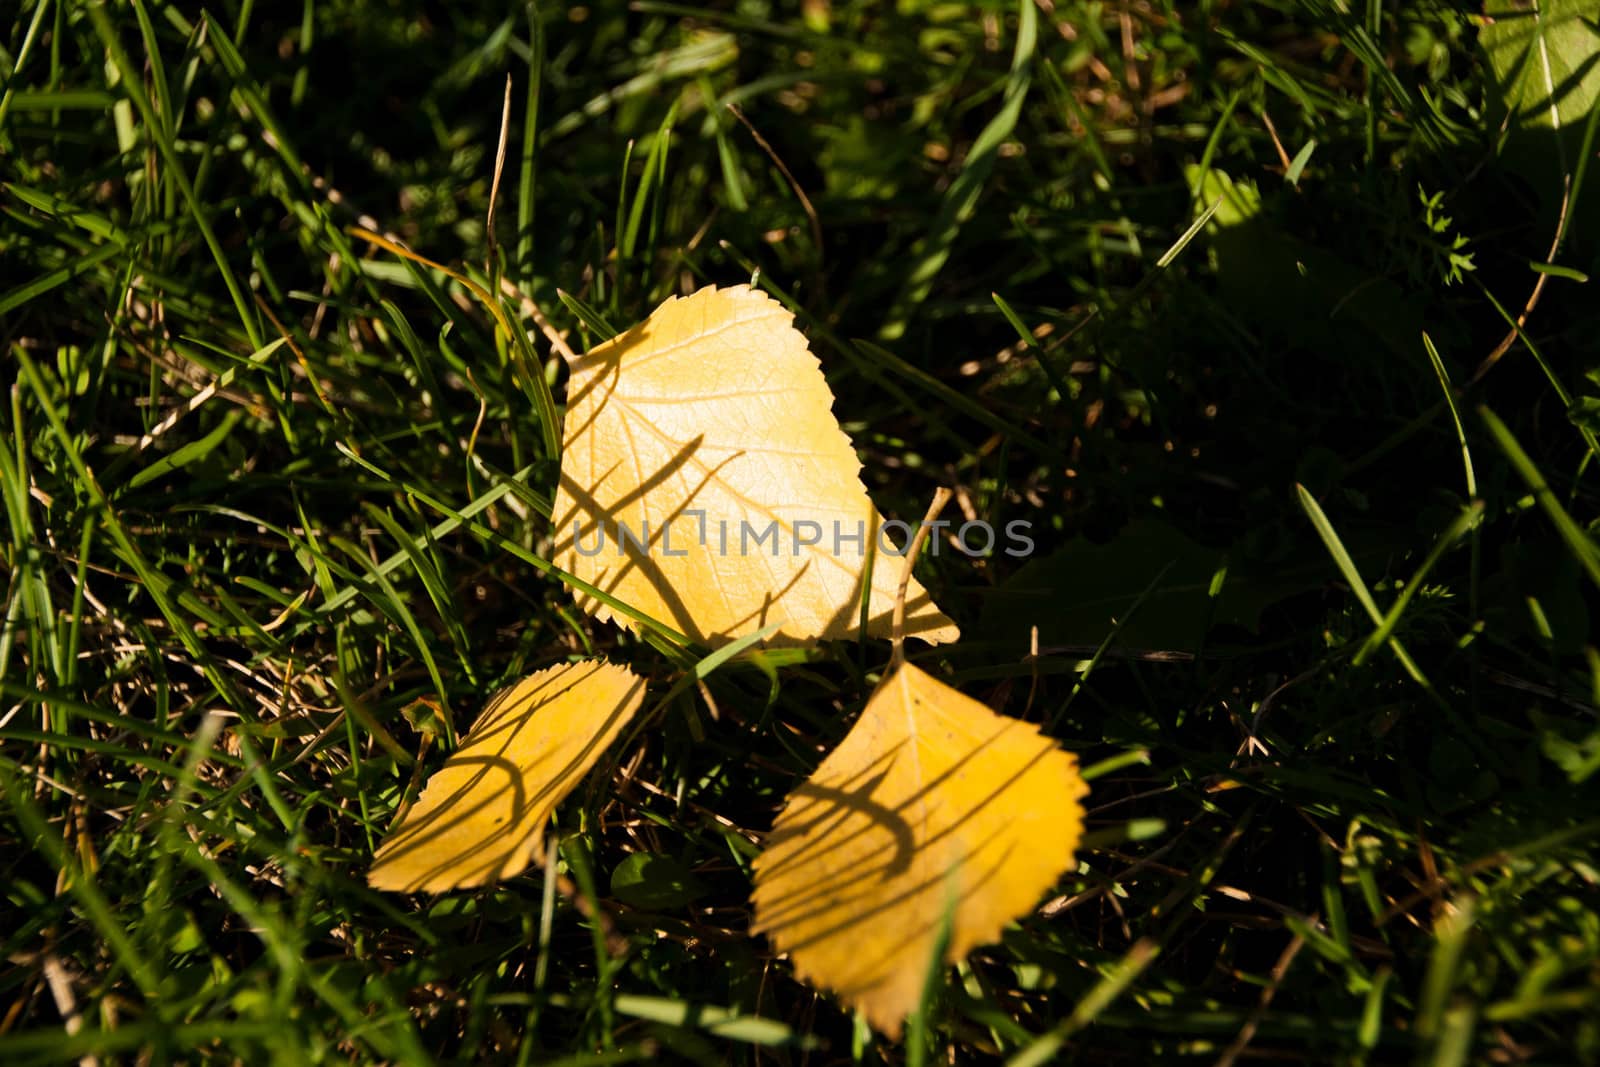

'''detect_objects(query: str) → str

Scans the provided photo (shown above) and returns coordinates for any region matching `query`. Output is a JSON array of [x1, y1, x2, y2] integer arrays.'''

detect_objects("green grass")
[[5, 0, 1600, 1062]]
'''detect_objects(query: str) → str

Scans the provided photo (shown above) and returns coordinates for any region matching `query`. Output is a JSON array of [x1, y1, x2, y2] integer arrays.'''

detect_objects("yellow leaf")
[[369, 661, 646, 893], [551, 284, 959, 647], [750, 661, 1086, 1036]]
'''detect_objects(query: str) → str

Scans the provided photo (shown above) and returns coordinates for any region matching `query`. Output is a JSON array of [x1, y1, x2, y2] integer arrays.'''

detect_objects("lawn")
[[3, 0, 1600, 1063]]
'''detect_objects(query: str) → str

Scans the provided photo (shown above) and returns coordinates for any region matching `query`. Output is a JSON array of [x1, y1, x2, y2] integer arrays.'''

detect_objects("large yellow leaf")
[[750, 661, 1086, 1036], [551, 284, 959, 647], [369, 661, 646, 893]]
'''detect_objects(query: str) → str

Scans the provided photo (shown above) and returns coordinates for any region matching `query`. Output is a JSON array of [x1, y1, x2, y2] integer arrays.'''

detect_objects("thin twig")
[[727, 102, 824, 270], [1214, 932, 1306, 1067], [1470, 174, 1571, 385], [487, 74, 514, 279], [891, 488, 953, 667]]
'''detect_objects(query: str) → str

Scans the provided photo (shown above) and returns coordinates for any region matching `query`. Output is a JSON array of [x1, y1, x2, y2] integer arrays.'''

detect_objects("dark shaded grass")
[[4, 0, 1599, 1063]]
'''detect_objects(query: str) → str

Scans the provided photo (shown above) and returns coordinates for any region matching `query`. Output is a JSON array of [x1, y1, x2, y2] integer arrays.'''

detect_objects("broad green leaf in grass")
[[816, 114, 917, 201], [1478, 2, 1593, 156], [750, 660, 1086, 1037], [1187, 166, 1425, 360], [978, 519, 1353, 653], [369, 661, 646, 893], [981, 519, 1219, 652], [1482, 0, 1600, 227], [1536, 715, 1600, 783], [551, 284, 959, 648], [610, 852, 707, 910], [1484, 540, 1591, 656]]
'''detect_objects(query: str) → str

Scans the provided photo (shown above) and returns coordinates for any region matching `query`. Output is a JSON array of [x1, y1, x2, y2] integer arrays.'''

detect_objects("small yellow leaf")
[[552, 284, 959, 647], [750, 661, 1086, 1037], [369, 661, 646, 893]]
